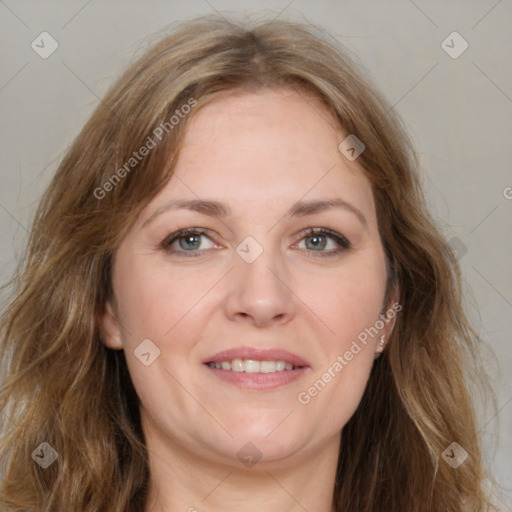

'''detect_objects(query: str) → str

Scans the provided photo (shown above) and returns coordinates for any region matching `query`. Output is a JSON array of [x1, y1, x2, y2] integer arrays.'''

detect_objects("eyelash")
[[161, 227, 351, 259]]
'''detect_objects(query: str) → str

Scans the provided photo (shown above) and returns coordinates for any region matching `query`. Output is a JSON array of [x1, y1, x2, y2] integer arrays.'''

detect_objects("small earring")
[[376, 335, 385, 353]]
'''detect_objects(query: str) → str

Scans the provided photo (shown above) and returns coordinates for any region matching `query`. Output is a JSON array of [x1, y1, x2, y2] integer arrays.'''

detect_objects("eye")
[[161, 226, 351, 258], [161, 228, 218, 256], [295, 228, 351, 258]]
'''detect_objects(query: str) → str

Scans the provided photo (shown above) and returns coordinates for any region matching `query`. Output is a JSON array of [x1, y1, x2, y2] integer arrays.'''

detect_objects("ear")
[[375, 287, 401, 356], [97, 300, 123, 350]]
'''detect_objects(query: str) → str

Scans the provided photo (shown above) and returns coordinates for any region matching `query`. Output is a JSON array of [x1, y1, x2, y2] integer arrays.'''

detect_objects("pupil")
[[180, 235, 200, 250], [306, 235, 326, 250], [177, 234, 327, 251]]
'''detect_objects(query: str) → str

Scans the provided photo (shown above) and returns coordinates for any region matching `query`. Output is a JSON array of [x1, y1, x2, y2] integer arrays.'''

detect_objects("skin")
[[98, 87, 396, 512]]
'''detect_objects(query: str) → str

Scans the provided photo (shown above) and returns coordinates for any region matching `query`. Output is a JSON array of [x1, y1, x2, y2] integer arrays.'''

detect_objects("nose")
[[223, 245, 295, 328]]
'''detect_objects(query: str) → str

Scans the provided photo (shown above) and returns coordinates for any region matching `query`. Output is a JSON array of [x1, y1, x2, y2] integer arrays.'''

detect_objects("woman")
[[0, 15, 497, 511]]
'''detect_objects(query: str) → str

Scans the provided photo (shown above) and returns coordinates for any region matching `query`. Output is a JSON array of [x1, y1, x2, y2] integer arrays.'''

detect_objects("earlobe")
[[375, 288, 401, 356], [97, 301, 123, 350], [375, 334, 386, 354]]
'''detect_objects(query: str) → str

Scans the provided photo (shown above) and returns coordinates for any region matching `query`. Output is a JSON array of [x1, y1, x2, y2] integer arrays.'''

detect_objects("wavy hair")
[[0, 14, 497, 511]]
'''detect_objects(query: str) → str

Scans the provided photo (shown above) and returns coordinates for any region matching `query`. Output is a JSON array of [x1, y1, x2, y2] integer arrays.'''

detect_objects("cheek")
[[304, 256, 387, 347], [295, 253, 386, 421], [112, 250, 217, 344]]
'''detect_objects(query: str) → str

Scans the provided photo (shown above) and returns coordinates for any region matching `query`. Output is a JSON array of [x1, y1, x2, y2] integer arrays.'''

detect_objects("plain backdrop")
[[1, 0, 511, 508]]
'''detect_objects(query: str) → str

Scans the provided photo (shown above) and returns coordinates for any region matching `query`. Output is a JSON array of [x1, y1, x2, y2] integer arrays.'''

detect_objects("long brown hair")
[[0, 15, 497, 511]]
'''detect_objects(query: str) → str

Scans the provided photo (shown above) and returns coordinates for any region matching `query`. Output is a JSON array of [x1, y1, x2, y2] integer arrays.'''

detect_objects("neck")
[[142, 417, 340, 512]]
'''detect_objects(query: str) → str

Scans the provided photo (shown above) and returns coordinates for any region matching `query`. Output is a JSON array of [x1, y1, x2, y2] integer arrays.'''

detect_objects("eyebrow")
[[142, 197, 367, 228]]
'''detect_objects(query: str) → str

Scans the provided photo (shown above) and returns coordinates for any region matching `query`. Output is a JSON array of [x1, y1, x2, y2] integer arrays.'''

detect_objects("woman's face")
[[99, 88, 393, 466]]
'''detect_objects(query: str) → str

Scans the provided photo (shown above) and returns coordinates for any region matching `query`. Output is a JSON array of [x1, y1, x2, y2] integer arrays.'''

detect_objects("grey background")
[[0, 0, 511, 508]]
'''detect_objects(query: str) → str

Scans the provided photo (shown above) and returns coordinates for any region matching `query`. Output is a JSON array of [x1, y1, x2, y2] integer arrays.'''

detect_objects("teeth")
[[231, 359, 244, 372], [244, 360, 261, 373], [207, 359, 298, 373], [260, 361, 276, 373], [276, 361, 286, 371]]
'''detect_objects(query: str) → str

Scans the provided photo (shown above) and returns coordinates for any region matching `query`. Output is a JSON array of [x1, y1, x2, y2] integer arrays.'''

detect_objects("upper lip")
[[203, 347, 310, 367]]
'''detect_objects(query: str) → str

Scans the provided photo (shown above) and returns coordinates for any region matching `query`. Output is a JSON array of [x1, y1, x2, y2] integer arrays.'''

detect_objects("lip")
[[205, 366, 309, 390], [202, 347, 311, 391], [203, 347, 310, 367]]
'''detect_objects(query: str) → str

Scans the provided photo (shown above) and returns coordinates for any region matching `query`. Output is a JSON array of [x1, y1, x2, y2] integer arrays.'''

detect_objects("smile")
[[203, 348, 310, 390], [206, 359, 302, 373]]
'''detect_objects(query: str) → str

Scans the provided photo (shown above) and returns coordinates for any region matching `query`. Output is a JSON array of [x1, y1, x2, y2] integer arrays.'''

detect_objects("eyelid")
[[161, 226, 351, 257], [292, 227, 351, 255], [161, 227, 219, 251], [295, 226, 350, 244]]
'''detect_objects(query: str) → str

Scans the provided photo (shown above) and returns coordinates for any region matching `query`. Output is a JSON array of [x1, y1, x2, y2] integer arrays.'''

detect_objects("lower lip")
[[204, 364, 309, 390]]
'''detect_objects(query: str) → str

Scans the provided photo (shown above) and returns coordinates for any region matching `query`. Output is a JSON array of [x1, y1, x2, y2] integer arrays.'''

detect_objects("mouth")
[[203, 348, 310, 390], [205, 359, 302, 373]]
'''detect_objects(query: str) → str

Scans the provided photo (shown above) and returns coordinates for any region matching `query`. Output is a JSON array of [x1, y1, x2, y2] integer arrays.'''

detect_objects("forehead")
[[146, 88, 376, 221], [180, 87, 341, 165]]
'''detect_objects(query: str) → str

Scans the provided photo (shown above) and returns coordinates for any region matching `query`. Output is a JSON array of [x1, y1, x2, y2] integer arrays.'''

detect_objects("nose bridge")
[[225, 235, 294, 325]]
